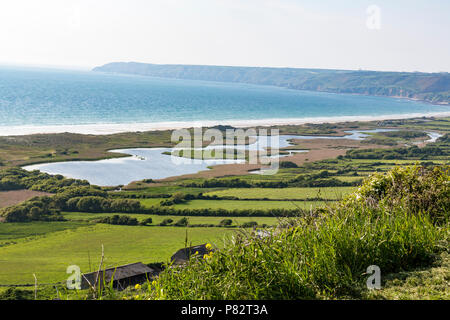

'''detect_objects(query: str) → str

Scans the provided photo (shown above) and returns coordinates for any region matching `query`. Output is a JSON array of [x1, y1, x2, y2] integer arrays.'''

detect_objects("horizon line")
[[1, 61, 449, 75]]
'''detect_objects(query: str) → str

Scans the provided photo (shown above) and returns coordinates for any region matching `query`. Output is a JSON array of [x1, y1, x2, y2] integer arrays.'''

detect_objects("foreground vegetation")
[[133, 165, 449, 300]]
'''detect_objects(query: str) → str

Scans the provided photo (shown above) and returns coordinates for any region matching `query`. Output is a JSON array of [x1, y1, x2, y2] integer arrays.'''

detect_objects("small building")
[[81, 262, 157, 290], [171, 244, 211, 264]]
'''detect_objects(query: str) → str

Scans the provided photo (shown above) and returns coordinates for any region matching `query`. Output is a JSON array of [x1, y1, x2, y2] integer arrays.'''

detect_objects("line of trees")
[[142, 206, 302, 217], [0, 167, 90, 192], [345, 145, 446, 160], [182, 172, 359, 189], [0, 196, 64, 222]]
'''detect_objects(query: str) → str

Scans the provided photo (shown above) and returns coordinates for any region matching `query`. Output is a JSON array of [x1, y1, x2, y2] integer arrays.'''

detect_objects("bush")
[[159, 218, 173, 226], [98, 215, 139, 226], [241, 221, 258, 228], [0, 288, 34, 300], [174, 217, 189, 227], [218, 219, 233, 227], [345, 165, 449, 224], [0, 196, 64, 222], [139, 218, 153, 226], [147, 205, 444, 300], [280, 161, 298, 168]]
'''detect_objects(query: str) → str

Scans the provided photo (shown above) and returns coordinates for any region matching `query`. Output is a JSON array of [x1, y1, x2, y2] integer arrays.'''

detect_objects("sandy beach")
[[1, 111, 449, 136]]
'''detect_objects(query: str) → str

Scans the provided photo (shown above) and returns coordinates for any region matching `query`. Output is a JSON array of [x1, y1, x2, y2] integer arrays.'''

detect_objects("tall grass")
[[143, 208, 444, 299], [141, 165, 448, 300]]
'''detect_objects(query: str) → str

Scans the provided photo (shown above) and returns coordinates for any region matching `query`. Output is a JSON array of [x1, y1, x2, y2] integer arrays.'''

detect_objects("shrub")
[[280, 161, 298, 168], [172, 192, 186, 204], [159, 218, 173, 226], [98, 215, 139, 226], [146, 205, 444, 300], [345, 165, 449, 224], [174, 217, 189, 227], [218, 219, 233, 227], [0, 196, 64, 222], [241, 221, 258, 228], [139, 218, 153, 226]]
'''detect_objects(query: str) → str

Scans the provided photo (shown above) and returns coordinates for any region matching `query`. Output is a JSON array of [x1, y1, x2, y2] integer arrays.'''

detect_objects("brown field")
[[0, 190, 53, 209]]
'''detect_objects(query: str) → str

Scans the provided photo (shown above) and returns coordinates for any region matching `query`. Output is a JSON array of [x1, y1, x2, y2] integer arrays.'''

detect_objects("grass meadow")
[[203, 187, 355, 200], [0, 224, 237, 285], [0, 213, 280, 285]]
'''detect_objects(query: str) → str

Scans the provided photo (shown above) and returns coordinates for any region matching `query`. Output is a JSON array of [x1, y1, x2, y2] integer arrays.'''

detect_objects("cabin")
[[80, 262, 157, 290], [170, 244, 210, 264]]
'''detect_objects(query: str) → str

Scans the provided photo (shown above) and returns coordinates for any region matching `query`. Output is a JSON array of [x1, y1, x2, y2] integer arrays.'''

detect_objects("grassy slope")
[[138, 198, 326, 210], [366, 252, 449, 300], [0, 224, 236, 285], [131, 165, 449, 300], [204, 187, 355, 200], [171, 200, 325, 210]]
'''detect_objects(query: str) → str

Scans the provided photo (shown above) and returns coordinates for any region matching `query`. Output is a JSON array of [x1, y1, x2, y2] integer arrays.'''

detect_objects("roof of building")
[[81, 262, 155, 286], [171, 243, 210, 264]]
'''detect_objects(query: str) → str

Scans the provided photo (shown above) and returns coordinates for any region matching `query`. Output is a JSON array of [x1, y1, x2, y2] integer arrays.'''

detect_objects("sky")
[[0, 0, 449, 72]]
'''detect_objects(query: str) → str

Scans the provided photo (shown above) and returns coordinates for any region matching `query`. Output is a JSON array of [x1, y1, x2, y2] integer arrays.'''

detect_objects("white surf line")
[[1, 112, 450, 136]]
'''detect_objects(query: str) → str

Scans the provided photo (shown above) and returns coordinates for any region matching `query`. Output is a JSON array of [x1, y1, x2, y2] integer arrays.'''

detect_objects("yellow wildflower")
[[134, 283, 141, 290], [205, 243, 212, 251]]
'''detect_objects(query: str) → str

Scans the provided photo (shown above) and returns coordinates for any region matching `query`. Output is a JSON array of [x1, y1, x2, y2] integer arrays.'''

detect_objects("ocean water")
[[0, 66, 449, 134]]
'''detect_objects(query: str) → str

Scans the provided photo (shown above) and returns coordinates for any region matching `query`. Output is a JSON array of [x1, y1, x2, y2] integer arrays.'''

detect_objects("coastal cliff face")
[[93, 62, 450, 105]]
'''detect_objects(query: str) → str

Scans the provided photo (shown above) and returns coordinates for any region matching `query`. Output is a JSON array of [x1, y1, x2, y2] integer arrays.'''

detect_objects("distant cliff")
[[93, 62, 450, 105]]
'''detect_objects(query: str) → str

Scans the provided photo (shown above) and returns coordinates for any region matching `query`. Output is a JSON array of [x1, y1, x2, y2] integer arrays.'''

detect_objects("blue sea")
[[0, 66, 449, 135]]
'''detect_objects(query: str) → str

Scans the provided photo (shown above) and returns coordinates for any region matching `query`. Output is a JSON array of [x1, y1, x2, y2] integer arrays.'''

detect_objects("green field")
[[139, 198, 328, 210], [0, 221, 86, 243], [137, 198, 164, 207], [0, 224, 237, 285], [172, 199, 326, 210], [0, 212, 280, 285], [204, 187, 355, 200]]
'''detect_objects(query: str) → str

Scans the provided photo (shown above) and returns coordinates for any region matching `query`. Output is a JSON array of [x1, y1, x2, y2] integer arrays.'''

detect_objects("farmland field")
[[0, 224, 237, 285], [0, 221, 86, 242], [172, 199, 326, 210], [138, 198, 327, 210], [204, 187, 355, 200]]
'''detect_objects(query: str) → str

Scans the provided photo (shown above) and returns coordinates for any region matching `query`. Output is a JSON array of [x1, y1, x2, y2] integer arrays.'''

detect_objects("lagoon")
[[23, 129, 429, 186]]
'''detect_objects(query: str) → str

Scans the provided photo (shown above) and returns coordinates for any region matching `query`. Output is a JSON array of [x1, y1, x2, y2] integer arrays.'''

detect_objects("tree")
[[160, 218, 174, 226], [174, 217, 189, 227], [140, 218, 153, 226], [218, 219, 233, 227]]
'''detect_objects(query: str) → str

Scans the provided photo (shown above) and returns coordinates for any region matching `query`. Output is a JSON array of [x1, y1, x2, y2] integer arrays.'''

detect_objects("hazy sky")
[[0, 0, 449, 72]]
